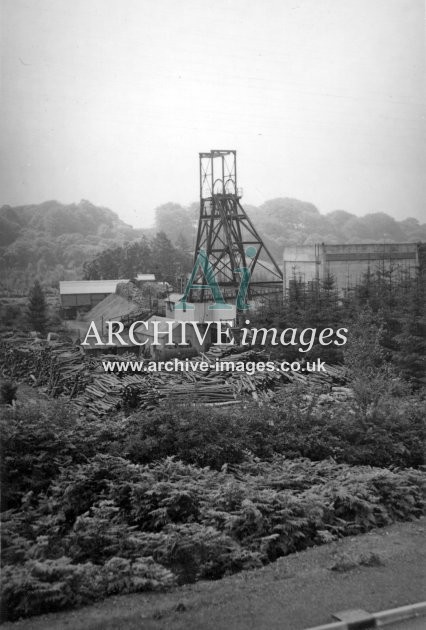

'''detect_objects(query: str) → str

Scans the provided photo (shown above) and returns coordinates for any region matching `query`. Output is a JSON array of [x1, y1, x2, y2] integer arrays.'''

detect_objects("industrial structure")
[[59, 280, 128, 318], [72, 152, 423, 356], [190, 150, 283, 305], [60, 276, 159, 318], [283, 242, 420, 295]]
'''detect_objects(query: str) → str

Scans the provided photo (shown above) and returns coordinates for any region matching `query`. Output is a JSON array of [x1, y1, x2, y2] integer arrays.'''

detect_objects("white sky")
[[1, 0, 425, 228]]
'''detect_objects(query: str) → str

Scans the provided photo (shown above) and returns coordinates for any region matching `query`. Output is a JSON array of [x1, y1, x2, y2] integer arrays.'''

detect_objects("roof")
[[135, 273, 156, 281], [166, 293, 185, 303], [60, 280, 128, 295], [83, 293, 143, 327]]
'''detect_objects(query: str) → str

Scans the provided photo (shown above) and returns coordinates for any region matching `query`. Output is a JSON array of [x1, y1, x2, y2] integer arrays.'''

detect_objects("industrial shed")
[[283, 243, 420, 295], [59, 280, 128, 317]]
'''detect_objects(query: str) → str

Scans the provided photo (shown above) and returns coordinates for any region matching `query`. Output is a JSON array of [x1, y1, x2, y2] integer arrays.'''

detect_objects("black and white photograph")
[[0, 1, 425, 629]]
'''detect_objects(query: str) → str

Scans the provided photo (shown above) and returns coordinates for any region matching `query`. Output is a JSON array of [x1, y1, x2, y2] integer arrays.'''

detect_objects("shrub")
[[124, 392, 425, 470], [0, 380, 17, 405], [2, 455, 424, 620], [1, 394, 425, 621], [124, 403, 277, 469], [0, 402, 127, 510], [1, 556, 174, 622], [269, 385, 426, 468], [0, 303, 26, 330]]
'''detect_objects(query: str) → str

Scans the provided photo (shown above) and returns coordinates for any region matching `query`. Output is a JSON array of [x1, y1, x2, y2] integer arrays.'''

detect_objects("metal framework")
[[192, 150, 283, 304]]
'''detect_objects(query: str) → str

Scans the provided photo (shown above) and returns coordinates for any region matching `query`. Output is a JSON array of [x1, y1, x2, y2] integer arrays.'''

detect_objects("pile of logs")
[[0, 335, 87, 397], [74, 359, 240, 415], [75, 345, 349, 414], [1, 333, 349, 416]]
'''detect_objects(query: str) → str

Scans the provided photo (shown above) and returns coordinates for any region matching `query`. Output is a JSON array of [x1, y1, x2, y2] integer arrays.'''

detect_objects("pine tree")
[[343, 306, 399, 413], [27, 281, 48, 335], [317, 272, 339, 325]]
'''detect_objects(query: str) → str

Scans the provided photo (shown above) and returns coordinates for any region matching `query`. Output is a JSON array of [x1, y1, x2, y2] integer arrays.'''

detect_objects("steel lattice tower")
[[192, 150, 283, 304]]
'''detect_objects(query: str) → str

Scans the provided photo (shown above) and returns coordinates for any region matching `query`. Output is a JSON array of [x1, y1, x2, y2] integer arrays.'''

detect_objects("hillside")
[[1, 198, 425, 294], [0, 200, 146, 294], [155, 198, 426, 260]]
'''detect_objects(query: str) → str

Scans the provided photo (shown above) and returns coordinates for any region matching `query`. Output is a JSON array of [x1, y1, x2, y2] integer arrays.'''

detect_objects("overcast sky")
[[1, 0, 424, 228]]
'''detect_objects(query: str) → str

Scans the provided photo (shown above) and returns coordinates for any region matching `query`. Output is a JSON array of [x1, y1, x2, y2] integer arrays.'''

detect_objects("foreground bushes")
[[267, 387, 426, 468], [1, 556, 174, 621], [124, 402, 278, 468], [0, 401, 128, 510], [1, 454, 424, 620], [124, 390, 425, 469], [1, 397, 424, 620], [1, 391, 424, 510]]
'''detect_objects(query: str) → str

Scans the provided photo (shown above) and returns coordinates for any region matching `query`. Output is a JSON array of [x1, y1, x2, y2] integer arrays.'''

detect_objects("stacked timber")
[[46, 347, 88, 397], [1, 333, 350, 416], [0, 335, 87, 397]]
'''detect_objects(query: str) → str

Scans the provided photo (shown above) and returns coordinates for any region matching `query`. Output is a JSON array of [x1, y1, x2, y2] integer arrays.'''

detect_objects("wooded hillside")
[[1, 198, 424, 293]]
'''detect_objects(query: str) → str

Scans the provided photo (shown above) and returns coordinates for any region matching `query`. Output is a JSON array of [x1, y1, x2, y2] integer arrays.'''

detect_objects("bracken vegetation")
[[1, 387, 425, 621]]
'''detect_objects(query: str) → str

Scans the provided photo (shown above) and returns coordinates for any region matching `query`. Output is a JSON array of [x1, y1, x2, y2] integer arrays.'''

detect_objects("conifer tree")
[[26, 281, 48, 335]]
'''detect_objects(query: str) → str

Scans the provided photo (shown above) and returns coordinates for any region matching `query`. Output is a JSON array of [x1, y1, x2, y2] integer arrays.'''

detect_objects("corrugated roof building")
[[60, 280, 129, 316], [283, 243, 420, 295]]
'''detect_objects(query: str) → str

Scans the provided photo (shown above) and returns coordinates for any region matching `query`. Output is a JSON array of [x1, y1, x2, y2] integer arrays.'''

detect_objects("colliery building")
[[59, 275, 159, 318], [283, 242, 420, 294], [59, 280, 128, 317]]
